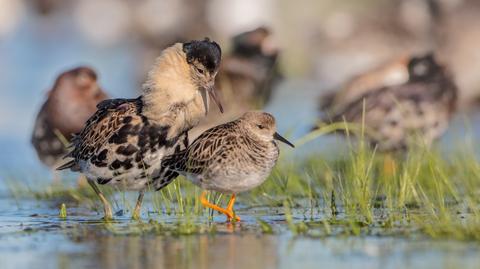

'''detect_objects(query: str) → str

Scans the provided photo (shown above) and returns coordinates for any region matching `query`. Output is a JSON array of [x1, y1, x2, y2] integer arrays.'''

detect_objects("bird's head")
[[52, 67, 107, 102], [241, 111, 294, 148], [232, 27, 278, 59], [47, 66, 108, 135], [143, 38, 223, 117], [183, 38, 223, 113]]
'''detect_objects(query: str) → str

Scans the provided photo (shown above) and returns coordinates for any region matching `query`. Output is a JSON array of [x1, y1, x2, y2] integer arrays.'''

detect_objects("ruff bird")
[[163, 111, 294, 222], [32, 67, 108, 170], [317, 53, 457, 152]]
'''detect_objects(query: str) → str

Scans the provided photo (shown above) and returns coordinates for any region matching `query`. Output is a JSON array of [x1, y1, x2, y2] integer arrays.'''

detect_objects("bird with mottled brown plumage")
[[319, 55, 410, 115], [163, 111, 294, 222], [58, 39, 223, 220], [316, 53, 457, 152], [31, 67, 108, 170]]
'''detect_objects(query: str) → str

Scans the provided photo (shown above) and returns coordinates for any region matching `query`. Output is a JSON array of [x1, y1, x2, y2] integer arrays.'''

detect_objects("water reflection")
[[52, 231, 480, 269], [2, 213, 480, 269], [72, 233, 278, 269]]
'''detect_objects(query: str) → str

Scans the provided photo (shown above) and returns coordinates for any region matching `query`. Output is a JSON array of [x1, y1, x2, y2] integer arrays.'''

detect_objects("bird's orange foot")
[[200, 191, 241, 222], [225, 194, 240, 222], [226, 212, 241, 222]]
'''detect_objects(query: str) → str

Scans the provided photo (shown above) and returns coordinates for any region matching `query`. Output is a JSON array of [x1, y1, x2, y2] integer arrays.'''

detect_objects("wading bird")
[[163, 111, 294, 222]]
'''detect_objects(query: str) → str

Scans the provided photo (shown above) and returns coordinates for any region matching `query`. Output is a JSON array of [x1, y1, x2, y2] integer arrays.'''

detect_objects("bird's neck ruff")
[[141, 44, 207, 138]]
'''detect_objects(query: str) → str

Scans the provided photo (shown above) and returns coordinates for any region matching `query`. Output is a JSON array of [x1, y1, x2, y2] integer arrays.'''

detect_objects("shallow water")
[[1, 182, 480, 269]]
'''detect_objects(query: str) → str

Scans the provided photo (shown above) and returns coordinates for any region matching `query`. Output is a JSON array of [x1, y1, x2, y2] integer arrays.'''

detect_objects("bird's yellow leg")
[[383, 153, 397, 177], [200, 191, 239, 221], [132, 190, 145, 220], [87, 179, 113, 220]]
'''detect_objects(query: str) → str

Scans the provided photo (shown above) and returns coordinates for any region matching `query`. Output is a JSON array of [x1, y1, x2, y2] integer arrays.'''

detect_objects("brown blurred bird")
[[319, 55, 411, 115], [191, 27, 282, 138], [58, 39, 222, 220], [316, 53, 457, 152], [31, 67, 108, 170], [222, 27, 282, 106]]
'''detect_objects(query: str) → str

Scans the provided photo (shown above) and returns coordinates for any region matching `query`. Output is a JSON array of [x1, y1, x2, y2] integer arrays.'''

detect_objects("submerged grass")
[[6, 122, 480, 241]]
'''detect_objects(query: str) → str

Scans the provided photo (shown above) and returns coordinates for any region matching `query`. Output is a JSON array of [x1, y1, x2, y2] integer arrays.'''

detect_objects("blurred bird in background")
[[315, 53, 457, 152], [312, 0, 480, 111], [31, 67, 108, 175], [319, 55, 410, 115], [191, 27, 282, 138], [220, 27, 282, 107]]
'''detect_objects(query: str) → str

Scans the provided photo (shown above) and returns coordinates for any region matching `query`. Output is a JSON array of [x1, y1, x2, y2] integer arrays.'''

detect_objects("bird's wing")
[[163, 121, 238, 174], [59, 97, 143, 169]]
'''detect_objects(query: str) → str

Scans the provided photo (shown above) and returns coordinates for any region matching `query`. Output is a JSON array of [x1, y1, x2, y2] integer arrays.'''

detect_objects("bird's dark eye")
[[197, 67, 204, 74], [257, 124, 264, 129]]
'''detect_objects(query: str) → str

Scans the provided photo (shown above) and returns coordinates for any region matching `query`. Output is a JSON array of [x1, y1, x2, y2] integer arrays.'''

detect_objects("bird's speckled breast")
[[194, 138, 279, 194]]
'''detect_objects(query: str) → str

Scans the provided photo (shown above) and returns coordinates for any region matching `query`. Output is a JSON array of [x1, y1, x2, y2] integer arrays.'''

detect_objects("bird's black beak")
[[207, 85, 224, 113], [274, 132, 295, 148]]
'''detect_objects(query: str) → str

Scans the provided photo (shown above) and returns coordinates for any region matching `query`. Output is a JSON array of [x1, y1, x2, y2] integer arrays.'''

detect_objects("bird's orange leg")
[[226, 194, 240, 222], [383, 153, 397, 177], [200, 191, 240, 222]]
